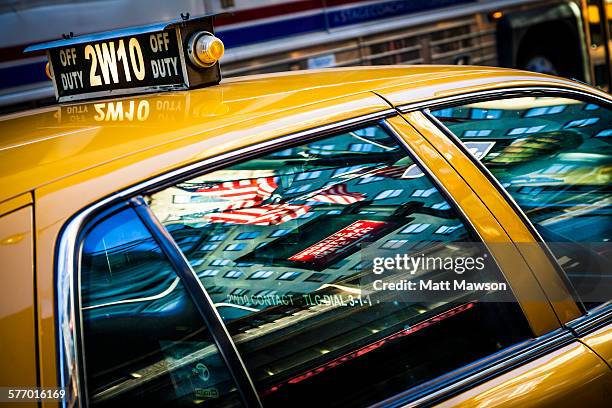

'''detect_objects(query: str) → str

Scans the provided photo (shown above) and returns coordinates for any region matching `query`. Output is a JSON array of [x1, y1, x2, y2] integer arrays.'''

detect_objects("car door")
[[66, 108, 611, 407], [399, 87, 612, 406]]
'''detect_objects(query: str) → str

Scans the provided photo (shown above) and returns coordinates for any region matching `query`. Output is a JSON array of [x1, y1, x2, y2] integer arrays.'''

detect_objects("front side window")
[[147, 124, 531, 406], [79, 207, 242, 407], [432, 96, 612, 308]]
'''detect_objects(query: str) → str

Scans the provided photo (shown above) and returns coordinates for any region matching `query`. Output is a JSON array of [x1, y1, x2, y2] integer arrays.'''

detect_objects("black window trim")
[[405, 85, 612, 332]]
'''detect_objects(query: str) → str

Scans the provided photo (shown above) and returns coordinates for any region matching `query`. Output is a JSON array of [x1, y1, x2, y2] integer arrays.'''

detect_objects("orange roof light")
[[188, 32, 225, 68], [45, 62, 53, 80]]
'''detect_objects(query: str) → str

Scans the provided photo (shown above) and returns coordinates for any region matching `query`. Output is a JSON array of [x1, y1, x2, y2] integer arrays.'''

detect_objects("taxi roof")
[[0, 65, 605, 205]]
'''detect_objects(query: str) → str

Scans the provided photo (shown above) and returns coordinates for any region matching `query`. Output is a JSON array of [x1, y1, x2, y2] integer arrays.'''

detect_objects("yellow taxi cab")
[[1, 14, 611, 408]]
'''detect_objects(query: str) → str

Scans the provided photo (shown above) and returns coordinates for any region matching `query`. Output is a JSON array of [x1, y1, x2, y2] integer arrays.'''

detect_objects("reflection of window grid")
[[277, 271, 302, 281], [334, 165, 366, 176], [463, 129, 492, 137], [375, 189, 403, 200], [211, 259, 230, 266], [199, 269, 219, 277], [471, 108, 502, 119], [236, 231, 261, 240], [401, 223, 430, 233], [231, 288, 249, 296], [296, 171, 322, 180], [248, 270, 274, 280], [209, 234, 227, 241], [310, 144, 336, 155], [350, 143, 374, 152], [412, 187, 437, 197], [178, 236, 200, 244], [596, 129, 612, 137], [507, 125, 546, 135], [523, 105, 566, 117], [224, 270, 243, 279], [584, 104, 600, 111], [255, 289, 278, 297], [382, 239, 408, 249], [225, 243, 246, 251], [190, 259, 205, 267], [200, 243, 218, 251], [305, 273, 328, 282], [432, 108, 454, 118], [359, 176, 384, 184], [435, 225, 461, 235], [269, 229, 289, 237], [286, 183, 312, 194], [431, 202, 451, 210], [564, 117, 599, 128]]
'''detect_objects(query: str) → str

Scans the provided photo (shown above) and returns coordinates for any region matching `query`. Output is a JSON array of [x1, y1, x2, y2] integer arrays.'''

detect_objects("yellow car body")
[[0, 66, 611, 407]]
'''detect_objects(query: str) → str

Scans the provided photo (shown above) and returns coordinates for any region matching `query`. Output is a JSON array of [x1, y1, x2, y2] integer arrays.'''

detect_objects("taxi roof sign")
[[25, 14, 223, 103]]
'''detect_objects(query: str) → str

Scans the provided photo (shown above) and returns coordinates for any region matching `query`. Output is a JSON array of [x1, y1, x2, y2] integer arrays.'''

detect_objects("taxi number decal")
[[83, 39, 146, 86], [49, 30, 186, 99]]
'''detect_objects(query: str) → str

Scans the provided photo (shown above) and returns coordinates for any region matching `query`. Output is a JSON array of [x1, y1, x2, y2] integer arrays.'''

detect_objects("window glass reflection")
[[433, 97, 612, 308], [148, 125, 531, 407], [80, 207, 242, 407]]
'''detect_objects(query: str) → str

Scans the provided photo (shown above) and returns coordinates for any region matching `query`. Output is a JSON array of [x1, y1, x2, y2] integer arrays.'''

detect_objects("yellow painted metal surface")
[[581, 323, 612, 367], [1, 66, 603, 205], [402, 111, 582, 325], [375, 66, 611, 108], [386, 116, 561, 336], [0, 206, 38, 408], [436, 342, 612, 407], [0, 193, 33, 217]]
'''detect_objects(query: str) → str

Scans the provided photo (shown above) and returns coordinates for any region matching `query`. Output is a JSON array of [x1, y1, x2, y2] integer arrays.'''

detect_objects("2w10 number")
[[84, 38, 146, 86]]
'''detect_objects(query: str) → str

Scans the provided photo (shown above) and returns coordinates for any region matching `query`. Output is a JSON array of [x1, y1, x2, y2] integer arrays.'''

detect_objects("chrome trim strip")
[[568, 303, 612, 337], [372, 328, 575, 408], [55, 108, 395, 406], [397, 86, 612, 113]]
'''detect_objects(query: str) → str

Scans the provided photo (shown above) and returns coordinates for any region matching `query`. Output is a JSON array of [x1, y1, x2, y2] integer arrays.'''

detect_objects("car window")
[[431, 96, 612, 309], [147, 124, 532, 407], [79, 206, 243, 407]]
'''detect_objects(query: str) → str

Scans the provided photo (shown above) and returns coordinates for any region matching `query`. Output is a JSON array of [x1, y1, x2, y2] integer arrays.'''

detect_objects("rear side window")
[[432, 97, 612, 308], [147, 124, 532, 406], [80, 207, 243, 407]]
